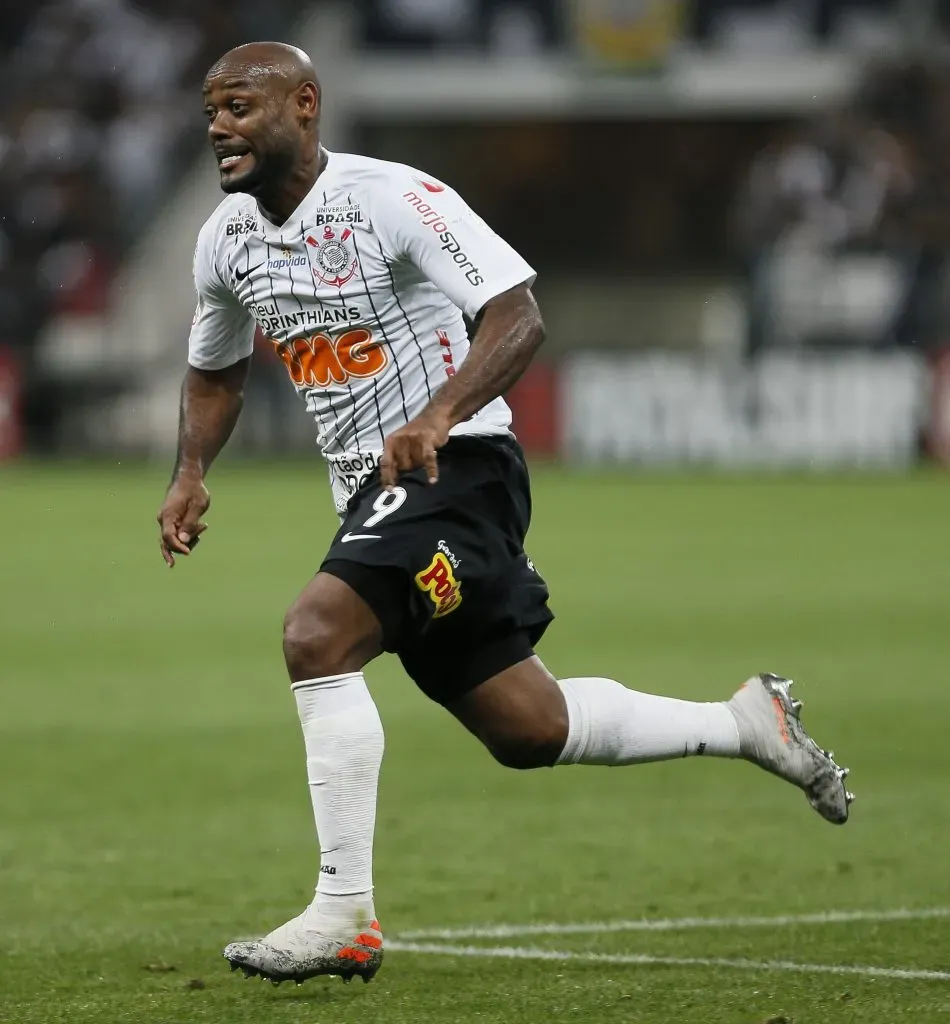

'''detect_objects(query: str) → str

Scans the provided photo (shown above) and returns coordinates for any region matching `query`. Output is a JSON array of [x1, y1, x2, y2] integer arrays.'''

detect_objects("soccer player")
[[157, 42, 853, 987]]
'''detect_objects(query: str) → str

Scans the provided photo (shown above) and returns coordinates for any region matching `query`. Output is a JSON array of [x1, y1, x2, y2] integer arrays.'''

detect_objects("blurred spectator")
[[360, 0, 564, 54], [731, 65, 948, 354], [692, 0, 900, 49], [864, 62, 950, 349], [1, 0, 296, 355]]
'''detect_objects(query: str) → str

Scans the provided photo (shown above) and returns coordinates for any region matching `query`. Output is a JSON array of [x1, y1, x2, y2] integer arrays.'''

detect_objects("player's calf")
[[483, 723, 568, 770], [447, 657, 853, 823], [447, 660, 570, 770]]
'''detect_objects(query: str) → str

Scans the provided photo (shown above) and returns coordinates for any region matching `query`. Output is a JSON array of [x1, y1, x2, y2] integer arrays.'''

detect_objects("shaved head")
[[202, 41, 324, 217], [205, 41, 321, 104]]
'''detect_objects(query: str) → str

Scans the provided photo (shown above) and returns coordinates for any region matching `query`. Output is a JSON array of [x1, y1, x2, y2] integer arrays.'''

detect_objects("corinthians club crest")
[[305, 225, 359, 288]]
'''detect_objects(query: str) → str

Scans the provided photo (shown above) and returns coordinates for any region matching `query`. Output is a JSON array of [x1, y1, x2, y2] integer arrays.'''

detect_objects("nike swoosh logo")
[[235, 261, 264, 281], [341, 532, 382, 543]]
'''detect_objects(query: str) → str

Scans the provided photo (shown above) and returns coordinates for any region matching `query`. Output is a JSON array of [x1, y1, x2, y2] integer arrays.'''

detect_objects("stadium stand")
[[2, 0, 297, 446], [7, 0, 950, 455]]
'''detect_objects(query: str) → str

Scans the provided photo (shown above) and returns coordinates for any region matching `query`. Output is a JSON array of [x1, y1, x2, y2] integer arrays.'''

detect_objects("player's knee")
[[484, 713, 569, 771], [282, 602, 357, 680]]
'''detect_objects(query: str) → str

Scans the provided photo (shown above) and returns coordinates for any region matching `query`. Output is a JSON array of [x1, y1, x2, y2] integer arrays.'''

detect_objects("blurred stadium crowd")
[[4, 0, 950, 457], [737, 59, 950, 352], [0, 0, 296, 355]]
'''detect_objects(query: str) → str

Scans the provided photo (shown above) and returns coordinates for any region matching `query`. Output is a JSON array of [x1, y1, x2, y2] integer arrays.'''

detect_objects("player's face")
[[203, 77, 298, 194]]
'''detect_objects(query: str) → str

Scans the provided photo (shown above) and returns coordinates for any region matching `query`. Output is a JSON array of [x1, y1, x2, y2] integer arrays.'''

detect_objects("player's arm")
[[159, 359, 250, 567], [381, 285, 543, 487], [378, 175, 542, 488], [158, 221, 257, 566]]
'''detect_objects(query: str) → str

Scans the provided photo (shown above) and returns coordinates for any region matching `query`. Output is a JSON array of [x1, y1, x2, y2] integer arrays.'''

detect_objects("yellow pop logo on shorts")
[[415, 553, 462, 618]]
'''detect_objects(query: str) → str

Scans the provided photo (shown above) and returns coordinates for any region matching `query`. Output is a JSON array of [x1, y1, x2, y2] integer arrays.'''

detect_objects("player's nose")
[[207, 114, 233, 142]]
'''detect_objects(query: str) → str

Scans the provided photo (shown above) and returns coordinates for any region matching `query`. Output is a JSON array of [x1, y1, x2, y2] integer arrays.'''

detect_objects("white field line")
[[396, 906, 950, 942], [387, 940, 950, 982]]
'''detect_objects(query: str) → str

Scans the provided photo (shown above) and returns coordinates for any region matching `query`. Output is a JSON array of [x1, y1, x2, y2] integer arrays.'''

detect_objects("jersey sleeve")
[[187, 219, 256, 370], [378, 171, 536, 319]]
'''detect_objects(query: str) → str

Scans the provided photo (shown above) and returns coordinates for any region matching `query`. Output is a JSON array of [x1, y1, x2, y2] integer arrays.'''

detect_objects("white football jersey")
[[188, 149, 536, 512]]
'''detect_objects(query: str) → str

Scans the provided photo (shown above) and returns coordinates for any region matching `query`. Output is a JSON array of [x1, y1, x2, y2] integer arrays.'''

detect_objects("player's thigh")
[[282, 570, 385, 681], [445, 654, 569, 769]]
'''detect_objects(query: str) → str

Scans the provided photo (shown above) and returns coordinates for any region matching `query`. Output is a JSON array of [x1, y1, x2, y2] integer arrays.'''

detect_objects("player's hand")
[[380, 409, 451, 489], [158, 474, 210, 567]]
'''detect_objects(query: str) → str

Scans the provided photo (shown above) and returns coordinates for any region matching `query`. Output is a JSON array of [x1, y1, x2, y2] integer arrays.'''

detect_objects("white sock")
[[555, 676, 740, 765], [292, 673, 384, 922]]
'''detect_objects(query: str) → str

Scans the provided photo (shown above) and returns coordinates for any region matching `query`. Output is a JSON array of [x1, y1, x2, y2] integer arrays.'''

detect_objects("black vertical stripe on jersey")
[[376, 237, 432, 401], [241, 238, 260, 307], [258, 237, 326, 446], [349, 231, 402, 450], [283, 226, 346, 455], [243, 241, 252, 296], [300, 219, 361, 456], [369, 371, 386, 453], [351, 229, 410, 428], [259, 236, 278, 314], [228, 237, 251, 297], [257, 239, 281, 390]]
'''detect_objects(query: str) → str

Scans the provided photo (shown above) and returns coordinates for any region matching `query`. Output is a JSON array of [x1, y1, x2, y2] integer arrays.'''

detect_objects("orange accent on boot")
[[355, 933, 383, 949], [370, 920, 381, 931], [771, 696, 790, 744], [338, 946, 372, 964]]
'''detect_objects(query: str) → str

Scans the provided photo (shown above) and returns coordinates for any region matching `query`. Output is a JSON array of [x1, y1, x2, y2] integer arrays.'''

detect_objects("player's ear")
[[297, 81, 320, 126]]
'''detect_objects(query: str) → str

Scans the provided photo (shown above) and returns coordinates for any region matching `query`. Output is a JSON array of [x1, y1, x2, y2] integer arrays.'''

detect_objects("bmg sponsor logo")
[[272, 328, 387, 389]]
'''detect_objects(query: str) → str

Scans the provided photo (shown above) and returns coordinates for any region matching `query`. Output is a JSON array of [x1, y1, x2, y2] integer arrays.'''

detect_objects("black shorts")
[[320, 434, 553, 704]]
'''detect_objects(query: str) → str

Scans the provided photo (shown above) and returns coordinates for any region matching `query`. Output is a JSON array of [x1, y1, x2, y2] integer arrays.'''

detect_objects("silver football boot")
[[728, 673, 854, 824], [224, 909, 383, 986]]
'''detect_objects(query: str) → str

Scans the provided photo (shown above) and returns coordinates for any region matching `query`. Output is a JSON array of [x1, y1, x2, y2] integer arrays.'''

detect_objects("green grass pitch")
[[2, 461, 949, 1023]]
